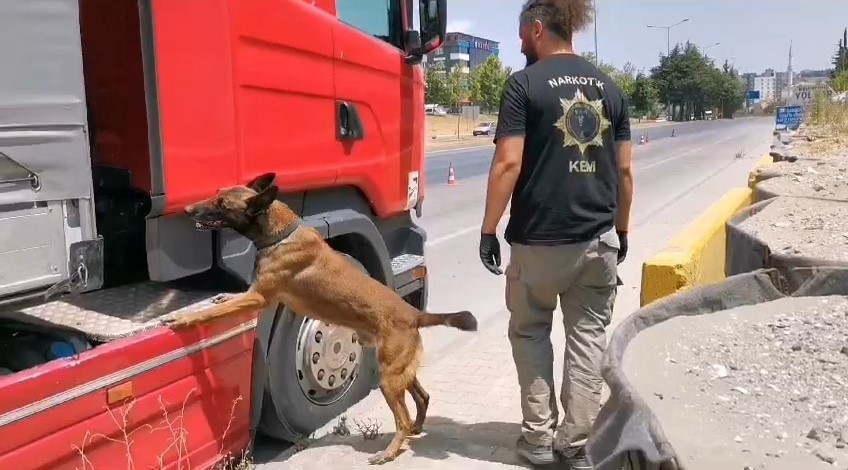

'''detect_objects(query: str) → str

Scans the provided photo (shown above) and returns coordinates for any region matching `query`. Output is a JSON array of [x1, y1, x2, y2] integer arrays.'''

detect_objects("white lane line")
[[424, 130, 745, 247], [425, 225, 480, 247], [428, 144, 493, 155], [636, 134, 737, 171]]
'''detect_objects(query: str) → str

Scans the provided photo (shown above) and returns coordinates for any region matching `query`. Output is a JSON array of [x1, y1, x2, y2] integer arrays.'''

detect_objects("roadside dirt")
[[735, 196, 848, 261], [426, 114, 496, 138], [755, 146, 848, 201], [624, 295, 848, 470]]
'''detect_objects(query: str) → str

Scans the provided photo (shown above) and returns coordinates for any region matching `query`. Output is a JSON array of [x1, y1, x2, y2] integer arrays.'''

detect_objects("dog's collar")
[[255, 218, 301, 250]]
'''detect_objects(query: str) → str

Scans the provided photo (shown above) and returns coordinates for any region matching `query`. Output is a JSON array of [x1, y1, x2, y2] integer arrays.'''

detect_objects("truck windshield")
[[337, 0, 403, 48]]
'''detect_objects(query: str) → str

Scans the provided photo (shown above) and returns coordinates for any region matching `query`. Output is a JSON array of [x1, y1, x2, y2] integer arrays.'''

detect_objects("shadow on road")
[[269, 416, 533, 467]]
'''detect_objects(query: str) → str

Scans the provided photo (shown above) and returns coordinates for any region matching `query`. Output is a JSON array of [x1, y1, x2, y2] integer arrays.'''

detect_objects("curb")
[[640, 153, 776, 306], [639, 188, 753, 306], [747, 153, 775, 189]]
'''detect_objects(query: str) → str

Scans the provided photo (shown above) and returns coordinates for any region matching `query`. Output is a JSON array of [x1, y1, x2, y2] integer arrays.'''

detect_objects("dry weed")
[[73, 389, 248, 470], [354, 418, 382, 440], [807, 95, 848, 156], [331, 415, 351, 436]]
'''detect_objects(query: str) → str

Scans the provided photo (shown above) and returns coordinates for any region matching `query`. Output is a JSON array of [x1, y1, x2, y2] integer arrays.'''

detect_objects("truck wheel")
[[257, 253, 379, 442]]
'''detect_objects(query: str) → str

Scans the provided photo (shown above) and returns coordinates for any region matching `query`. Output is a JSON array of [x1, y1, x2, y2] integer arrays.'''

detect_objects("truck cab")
[[0, 1, 445, 468]]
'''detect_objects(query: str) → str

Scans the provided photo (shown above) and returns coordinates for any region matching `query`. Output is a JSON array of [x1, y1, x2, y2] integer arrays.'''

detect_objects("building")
[[742, 72, 757, 92], [753, 75, 777, 102], [423, 32, 499, 74]]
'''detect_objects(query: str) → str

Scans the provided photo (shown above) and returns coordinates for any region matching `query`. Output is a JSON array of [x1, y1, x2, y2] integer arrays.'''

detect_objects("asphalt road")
[[253, 116, 775, 466], [424, 118, 748, 184]]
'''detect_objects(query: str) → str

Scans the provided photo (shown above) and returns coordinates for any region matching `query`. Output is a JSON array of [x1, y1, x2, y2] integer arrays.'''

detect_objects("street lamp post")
[[702, 42, 720, 59], [647, 18, 690, 120], [647, 18, 690, 56], [593, 0, 598, 64]]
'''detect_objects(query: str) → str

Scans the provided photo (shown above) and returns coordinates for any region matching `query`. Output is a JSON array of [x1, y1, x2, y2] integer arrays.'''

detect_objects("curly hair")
[[519, 0, 594, 42]]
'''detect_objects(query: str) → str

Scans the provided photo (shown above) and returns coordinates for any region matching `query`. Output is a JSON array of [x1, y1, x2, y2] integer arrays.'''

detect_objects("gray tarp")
[[726, 197, 848, 292], [586, 267, 848, 470]]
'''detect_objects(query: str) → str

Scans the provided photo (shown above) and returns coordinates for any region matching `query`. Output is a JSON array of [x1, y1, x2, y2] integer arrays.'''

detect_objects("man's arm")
[[613, 95, 633, 232], [615, 140, 633, 232], [481, 74, 528, 234]]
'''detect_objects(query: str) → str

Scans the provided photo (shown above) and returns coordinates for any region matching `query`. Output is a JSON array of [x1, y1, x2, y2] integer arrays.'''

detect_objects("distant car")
[[472, 121, 497, 136]]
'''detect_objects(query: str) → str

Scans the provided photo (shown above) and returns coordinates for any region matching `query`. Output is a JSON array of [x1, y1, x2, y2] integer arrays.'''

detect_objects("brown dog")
[[168, 173, 478, 464]]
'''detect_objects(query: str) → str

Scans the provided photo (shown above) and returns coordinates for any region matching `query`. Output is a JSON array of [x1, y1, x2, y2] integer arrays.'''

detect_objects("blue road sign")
[[775, 105, 804, 131], [747, 90, 761, 100]]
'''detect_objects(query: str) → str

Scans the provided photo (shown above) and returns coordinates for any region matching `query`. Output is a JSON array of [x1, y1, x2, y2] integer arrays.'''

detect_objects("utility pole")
[[593, 0, 599, 65], [647, 17, 690, 120]]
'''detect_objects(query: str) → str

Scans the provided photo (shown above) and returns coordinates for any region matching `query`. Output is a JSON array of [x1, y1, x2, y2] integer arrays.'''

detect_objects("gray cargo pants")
[[505, 228, 619, 454]]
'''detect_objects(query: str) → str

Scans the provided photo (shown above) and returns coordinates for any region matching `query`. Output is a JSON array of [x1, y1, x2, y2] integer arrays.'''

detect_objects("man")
[[478, 0, 634, 468]]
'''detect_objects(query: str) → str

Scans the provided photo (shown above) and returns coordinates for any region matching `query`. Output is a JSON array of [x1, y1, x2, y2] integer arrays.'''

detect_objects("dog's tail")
[[417, 310, 478, 331]]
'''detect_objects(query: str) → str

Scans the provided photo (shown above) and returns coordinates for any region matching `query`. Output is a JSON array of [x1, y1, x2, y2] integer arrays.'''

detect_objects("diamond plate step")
[[390, 253, 424, 276], [0, 282, 224, 342]]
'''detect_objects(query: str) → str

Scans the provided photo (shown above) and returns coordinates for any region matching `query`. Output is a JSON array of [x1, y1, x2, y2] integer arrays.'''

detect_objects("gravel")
[[624, 296, 848, 469], [756, 159, 848, 201], [734, 196, 848, 261]]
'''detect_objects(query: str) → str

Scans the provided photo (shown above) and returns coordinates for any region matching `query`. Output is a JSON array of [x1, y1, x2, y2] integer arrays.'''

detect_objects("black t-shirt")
[[494, 53, 630, 246]]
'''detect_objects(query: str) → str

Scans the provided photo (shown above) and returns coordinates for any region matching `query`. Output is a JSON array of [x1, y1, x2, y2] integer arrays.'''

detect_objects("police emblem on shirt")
[[554, 89, 611, 155]]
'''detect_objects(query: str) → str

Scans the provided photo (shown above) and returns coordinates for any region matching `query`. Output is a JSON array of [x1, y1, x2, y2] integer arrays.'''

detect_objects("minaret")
[[787, 41, 794, 89]]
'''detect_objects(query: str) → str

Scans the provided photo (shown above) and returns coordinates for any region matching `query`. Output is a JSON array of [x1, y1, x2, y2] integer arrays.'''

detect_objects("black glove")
[[617, 230, 628, 265], [479, 233, 503, 275]]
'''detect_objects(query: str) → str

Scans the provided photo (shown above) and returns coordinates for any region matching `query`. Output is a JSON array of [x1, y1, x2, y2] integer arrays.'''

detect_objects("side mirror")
[[404, 0, 446, 64], [418, 0, 446, 53]]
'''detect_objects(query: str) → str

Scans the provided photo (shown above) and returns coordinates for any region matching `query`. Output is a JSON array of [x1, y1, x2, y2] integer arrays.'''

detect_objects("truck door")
[[0, 1, 98, 298], [331, 0, 422, 216]]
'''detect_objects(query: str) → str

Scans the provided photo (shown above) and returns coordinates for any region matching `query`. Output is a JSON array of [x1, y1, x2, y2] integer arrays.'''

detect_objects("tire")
[[257, 253, 379, 441]]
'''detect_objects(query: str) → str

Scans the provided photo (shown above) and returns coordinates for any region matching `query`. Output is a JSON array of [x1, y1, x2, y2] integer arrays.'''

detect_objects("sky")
[[441, 0, 848, 75]]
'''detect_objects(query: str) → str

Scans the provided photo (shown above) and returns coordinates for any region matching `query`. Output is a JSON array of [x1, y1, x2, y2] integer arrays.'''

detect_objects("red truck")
[[0, 0, 445, 468]]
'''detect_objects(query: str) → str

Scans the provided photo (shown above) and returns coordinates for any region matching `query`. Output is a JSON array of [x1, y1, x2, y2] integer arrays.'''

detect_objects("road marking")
[[427, 144, 493, 155], [637, 134, 737, 171], [425, 225, 480, 247]]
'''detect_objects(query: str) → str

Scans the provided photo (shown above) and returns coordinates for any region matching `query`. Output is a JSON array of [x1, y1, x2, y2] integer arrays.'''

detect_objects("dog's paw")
[[211, 294, 233, 305], [161, 316, 191, 330], [367, 451, 396, 465]]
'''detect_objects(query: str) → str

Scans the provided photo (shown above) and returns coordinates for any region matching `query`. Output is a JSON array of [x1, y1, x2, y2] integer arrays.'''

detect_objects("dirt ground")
[[624, 295, 848, 470], [734, 196, 848, 261], [425, 114, 497, 138]]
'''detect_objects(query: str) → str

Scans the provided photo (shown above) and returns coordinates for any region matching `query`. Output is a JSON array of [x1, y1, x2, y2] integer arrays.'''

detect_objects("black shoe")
[[515, 436, 555, 466], [557, 447, 593, 470]]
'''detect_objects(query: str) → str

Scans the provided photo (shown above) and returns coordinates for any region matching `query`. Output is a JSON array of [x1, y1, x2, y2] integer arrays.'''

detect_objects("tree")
[[580, 52, 635, 98], [445, 66, 471, 109], [832, 28, 848, 77], [630, 73, 660, 120], [425, 63, 451, 105], [714, 61, 747, 118], [650, 42, 723, 121], [470, 55, 510, 112], [833, 70, 848, 92]]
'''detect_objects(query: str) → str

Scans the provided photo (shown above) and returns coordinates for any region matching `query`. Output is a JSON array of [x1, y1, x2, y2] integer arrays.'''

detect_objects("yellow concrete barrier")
[[747, 153, 775, 189], [640, 187, 754, 306]]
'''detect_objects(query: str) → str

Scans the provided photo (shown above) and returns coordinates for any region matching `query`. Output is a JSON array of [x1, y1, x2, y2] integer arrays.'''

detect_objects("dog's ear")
[[247, 173, 276, 193], [245, 184, 278, 218]]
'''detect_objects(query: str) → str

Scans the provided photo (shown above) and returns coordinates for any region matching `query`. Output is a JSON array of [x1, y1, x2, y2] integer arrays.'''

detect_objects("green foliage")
[[581, 52, 636, 99], [833, 70, 848, 92], [470, 56, 511, 112], [424, 62, 451, 105], [445, 66, 471, 106], [832, 29, 848, 79], [630, 73, 660, 118], [426, 57, 508, 109], [649, 42, 745, 120]]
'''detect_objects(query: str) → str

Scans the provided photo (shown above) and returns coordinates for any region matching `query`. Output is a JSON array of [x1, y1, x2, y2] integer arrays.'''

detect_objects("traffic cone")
[[447, 163, 458, 186]]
